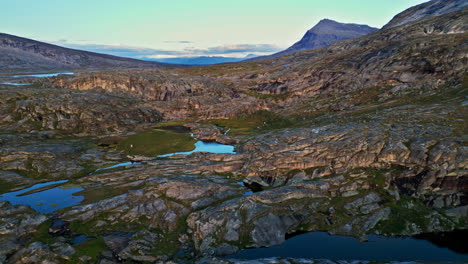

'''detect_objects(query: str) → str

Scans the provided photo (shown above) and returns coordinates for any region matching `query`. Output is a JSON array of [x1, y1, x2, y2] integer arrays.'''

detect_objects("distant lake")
[[10, 72, 74, 78], [0, 82, 31, 86], [229, 231, 468, 262]]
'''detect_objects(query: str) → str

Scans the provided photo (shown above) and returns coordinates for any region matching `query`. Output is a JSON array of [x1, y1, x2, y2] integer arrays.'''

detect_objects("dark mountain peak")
[[317, 18, 336, 24], [285, 19, 378, 53], [247, 19, 378, 62], [309, 19, 377, 34]]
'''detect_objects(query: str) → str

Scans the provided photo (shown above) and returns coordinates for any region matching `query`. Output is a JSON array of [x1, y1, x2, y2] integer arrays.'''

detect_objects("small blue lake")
[[158, 141, 235, 157], [0, 82, 31, 86], [0, 180, 83, 214], [97, 140, 236, 172], [10, 72, 74, 78], [229, 231, 468, 262]]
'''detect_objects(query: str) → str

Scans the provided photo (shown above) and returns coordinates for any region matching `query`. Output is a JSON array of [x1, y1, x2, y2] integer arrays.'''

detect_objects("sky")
[[2, 0, 428, 59]]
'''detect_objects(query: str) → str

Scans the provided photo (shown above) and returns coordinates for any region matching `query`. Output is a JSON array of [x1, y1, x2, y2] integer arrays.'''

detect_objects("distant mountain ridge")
[[0, 33, 168, 73], [149, 55, 257, 65], [247, 19, 378, 61]]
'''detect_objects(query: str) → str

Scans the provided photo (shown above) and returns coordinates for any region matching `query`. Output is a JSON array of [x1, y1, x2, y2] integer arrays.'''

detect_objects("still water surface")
[[229, 231, 468, 262]]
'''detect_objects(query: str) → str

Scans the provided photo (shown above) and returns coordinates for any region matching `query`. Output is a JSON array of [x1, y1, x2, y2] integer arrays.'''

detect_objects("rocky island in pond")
[[0, 0, 467, 263]]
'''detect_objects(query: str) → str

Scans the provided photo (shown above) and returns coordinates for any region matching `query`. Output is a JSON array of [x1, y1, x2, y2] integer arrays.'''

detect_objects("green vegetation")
[[0, 178, 19, 193], [206, 110, 298, 136], [101, 128, 197, 157], [29, 219, 58, 245], [69, 237, 107, 263], [244, 90, 291, 101], [374, 195, 440, 235], [75, 184, 143, 205]]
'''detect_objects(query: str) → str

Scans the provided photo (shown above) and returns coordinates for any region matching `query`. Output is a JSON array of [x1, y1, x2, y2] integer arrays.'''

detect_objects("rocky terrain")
[[0, 0, 467, 263], [0, 33, 169, 74], [383, 0, 468, 29]]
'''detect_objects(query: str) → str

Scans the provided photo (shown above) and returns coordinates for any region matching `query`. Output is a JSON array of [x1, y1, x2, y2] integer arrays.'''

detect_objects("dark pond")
[[229, 231, 468, 262]]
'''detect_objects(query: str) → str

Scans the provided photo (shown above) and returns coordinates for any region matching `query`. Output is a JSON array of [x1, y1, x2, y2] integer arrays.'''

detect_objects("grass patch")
[[206, 110, 298, 136], [104, 128, 197, 157], [374, 195, 435, 235], [29, 219, 56, 245], [74, 184, 141, 205], [0, 178, 20, 194], [245, 90, 291, 101], [68, 237, 107, 263]]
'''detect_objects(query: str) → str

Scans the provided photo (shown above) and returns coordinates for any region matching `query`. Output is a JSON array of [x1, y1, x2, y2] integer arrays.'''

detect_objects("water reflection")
[[0, 180, 83, 213], [229, 231, 468, 262]]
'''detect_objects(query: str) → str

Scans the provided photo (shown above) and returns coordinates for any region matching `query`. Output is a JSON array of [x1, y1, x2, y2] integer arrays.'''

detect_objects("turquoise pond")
[[158, 140, 236, 157], [97, 140, 236, 172]]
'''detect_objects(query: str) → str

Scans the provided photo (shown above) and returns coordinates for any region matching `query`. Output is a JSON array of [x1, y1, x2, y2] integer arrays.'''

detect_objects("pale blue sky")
[[2, 0, 428, 58]]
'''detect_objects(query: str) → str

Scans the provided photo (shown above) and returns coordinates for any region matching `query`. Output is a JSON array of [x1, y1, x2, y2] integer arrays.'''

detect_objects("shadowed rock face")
[[0, 33, 168, 73], [383, 0, 468, 29]]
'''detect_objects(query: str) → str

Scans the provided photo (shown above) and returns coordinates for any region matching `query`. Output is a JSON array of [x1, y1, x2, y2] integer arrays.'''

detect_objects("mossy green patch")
[[74, 184, 142, 205], [29, 219, 62, 245], [106, 128, 197, 157], [245, 90, 291, 101], [0, 178, 20, 194], [206, 110, 298, 136], [374, 195, 436, 235], [68, 237, 107, 263]]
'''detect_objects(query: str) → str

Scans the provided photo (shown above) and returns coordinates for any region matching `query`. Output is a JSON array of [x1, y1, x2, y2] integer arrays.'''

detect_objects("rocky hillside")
[[384, 0, 468, 29], [249, 19, 378, 61], [0, 1, 467, 263], [0, 33, 169, 73]]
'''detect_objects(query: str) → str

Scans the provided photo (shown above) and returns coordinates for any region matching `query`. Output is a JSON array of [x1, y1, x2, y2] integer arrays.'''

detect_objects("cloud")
[[51, 40, 282, 59], [187, 44, 281, 55], [163, 41, 193, 44]]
